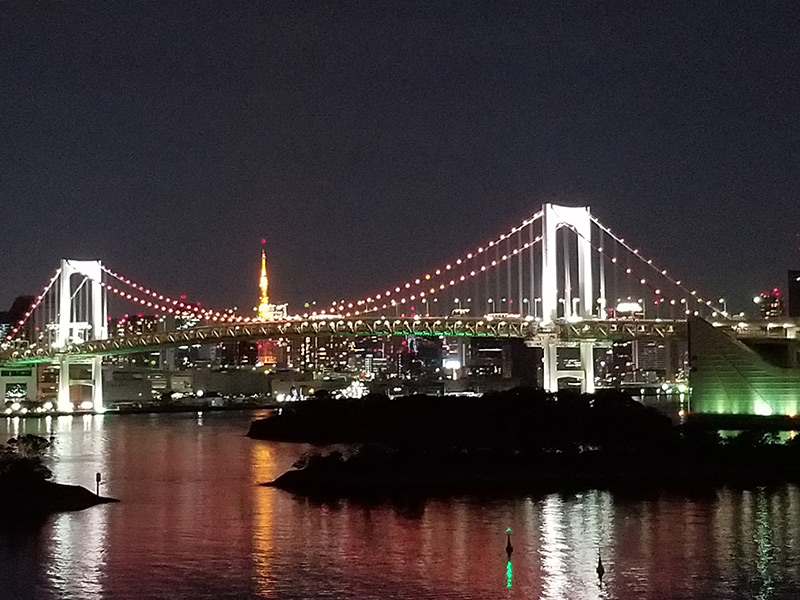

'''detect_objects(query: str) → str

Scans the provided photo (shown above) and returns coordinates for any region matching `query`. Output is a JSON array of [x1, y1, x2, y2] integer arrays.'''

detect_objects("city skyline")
[[1, 2, 799, 314]]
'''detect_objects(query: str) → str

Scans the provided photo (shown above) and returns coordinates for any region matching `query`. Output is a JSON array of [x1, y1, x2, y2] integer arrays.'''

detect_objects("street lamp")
[[523, 298, 529, 317], [719, 298, 728, 315], [487, 298, 494, 314]]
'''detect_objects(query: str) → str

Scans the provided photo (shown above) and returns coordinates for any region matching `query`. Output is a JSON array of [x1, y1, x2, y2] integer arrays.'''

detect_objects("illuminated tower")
[[256, 240, 277, 367], [257, 241, 271, 321]]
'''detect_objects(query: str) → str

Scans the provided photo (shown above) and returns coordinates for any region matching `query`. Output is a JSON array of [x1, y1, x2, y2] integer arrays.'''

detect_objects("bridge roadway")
[[0, 315, 796, 366]]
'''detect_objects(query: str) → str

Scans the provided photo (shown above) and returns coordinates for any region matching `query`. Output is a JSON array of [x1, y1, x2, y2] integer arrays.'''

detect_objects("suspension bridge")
[[0, 203, 787, 413]]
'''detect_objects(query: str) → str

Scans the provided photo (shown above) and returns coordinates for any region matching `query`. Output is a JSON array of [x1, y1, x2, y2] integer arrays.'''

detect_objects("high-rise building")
[[788, 271, 800, 317], [756, 288, 784, 319]]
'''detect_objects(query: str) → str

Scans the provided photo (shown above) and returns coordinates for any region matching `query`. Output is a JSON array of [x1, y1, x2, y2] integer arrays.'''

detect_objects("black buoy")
[[506, 528, 513, 559], [596, 554, 605, 585]]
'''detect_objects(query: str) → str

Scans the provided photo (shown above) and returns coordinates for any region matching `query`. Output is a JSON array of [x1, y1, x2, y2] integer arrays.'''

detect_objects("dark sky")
[[1, 1, 798, 315]]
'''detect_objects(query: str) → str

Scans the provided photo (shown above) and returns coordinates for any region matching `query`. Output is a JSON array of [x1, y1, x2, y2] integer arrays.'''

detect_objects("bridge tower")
[[540, 204, 595, 393], [53, 260, 108, 413]]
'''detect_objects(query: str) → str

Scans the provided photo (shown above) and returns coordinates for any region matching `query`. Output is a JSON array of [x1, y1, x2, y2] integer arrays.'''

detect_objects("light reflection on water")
[[1, 412, 800, 598]]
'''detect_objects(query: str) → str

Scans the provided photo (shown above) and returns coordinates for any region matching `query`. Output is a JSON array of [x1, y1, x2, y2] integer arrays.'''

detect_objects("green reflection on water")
[[506, 560, 512, 588], [754, 489, 775, 600]]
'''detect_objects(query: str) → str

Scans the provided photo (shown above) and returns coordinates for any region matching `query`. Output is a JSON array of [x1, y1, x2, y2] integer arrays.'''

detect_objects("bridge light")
[[467, 254, 473, 259]]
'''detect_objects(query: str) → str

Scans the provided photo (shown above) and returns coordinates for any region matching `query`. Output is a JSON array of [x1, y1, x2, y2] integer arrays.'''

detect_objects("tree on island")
[[0, 435, 52, 485]]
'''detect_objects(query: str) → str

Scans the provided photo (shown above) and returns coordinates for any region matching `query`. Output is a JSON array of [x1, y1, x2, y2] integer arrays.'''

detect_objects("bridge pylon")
[[54, 260, 108, 413], [540, 204, 595, 393]]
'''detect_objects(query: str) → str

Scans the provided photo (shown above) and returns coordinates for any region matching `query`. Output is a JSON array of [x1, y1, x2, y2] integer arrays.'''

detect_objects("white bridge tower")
[[53, 259, 108, 413], [539, 204, 596, 394]]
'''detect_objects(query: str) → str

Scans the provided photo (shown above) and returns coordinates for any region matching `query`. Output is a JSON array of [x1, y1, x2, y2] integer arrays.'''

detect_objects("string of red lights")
[[1, 268, 62, 344]]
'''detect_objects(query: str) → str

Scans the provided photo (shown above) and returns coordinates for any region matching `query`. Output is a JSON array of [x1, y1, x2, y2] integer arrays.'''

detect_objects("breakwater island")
[[249, 389, 800, 494]]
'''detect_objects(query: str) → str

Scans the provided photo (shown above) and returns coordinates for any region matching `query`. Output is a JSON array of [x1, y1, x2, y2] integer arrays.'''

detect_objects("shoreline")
[[0, 480, 118, 516], [7, 403, 277, 419], [265, 450, 800, 496]]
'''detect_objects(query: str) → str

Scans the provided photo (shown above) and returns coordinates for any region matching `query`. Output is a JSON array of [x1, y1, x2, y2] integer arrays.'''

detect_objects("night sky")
[[1, 2, 798, 315]]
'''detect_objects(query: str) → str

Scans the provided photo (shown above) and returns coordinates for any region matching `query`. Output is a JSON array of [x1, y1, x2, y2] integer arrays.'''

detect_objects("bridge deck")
[[0, 316, 698, 365]]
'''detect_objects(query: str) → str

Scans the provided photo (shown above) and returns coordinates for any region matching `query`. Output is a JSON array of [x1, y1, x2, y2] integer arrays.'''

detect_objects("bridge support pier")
[[540, 339, 596, 393], [92, 356, 104, 413], [542, 339, 558, 392], [57, 356, 72, 413], [56, 356, 104, 413], [580, 341, 595, 394]]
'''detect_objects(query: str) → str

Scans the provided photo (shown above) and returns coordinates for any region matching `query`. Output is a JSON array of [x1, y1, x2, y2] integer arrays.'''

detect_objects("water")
[[1, 411, 800, 599]]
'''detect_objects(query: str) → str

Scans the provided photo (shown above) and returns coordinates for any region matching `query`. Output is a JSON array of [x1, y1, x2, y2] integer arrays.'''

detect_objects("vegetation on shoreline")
[[250, 389, 800, 494]]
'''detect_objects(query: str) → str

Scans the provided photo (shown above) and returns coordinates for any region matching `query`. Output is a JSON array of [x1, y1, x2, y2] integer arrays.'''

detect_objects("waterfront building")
[[689, 316, 800, 416], [755, 288, 785, 319], [789, 270, 800, 317]]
